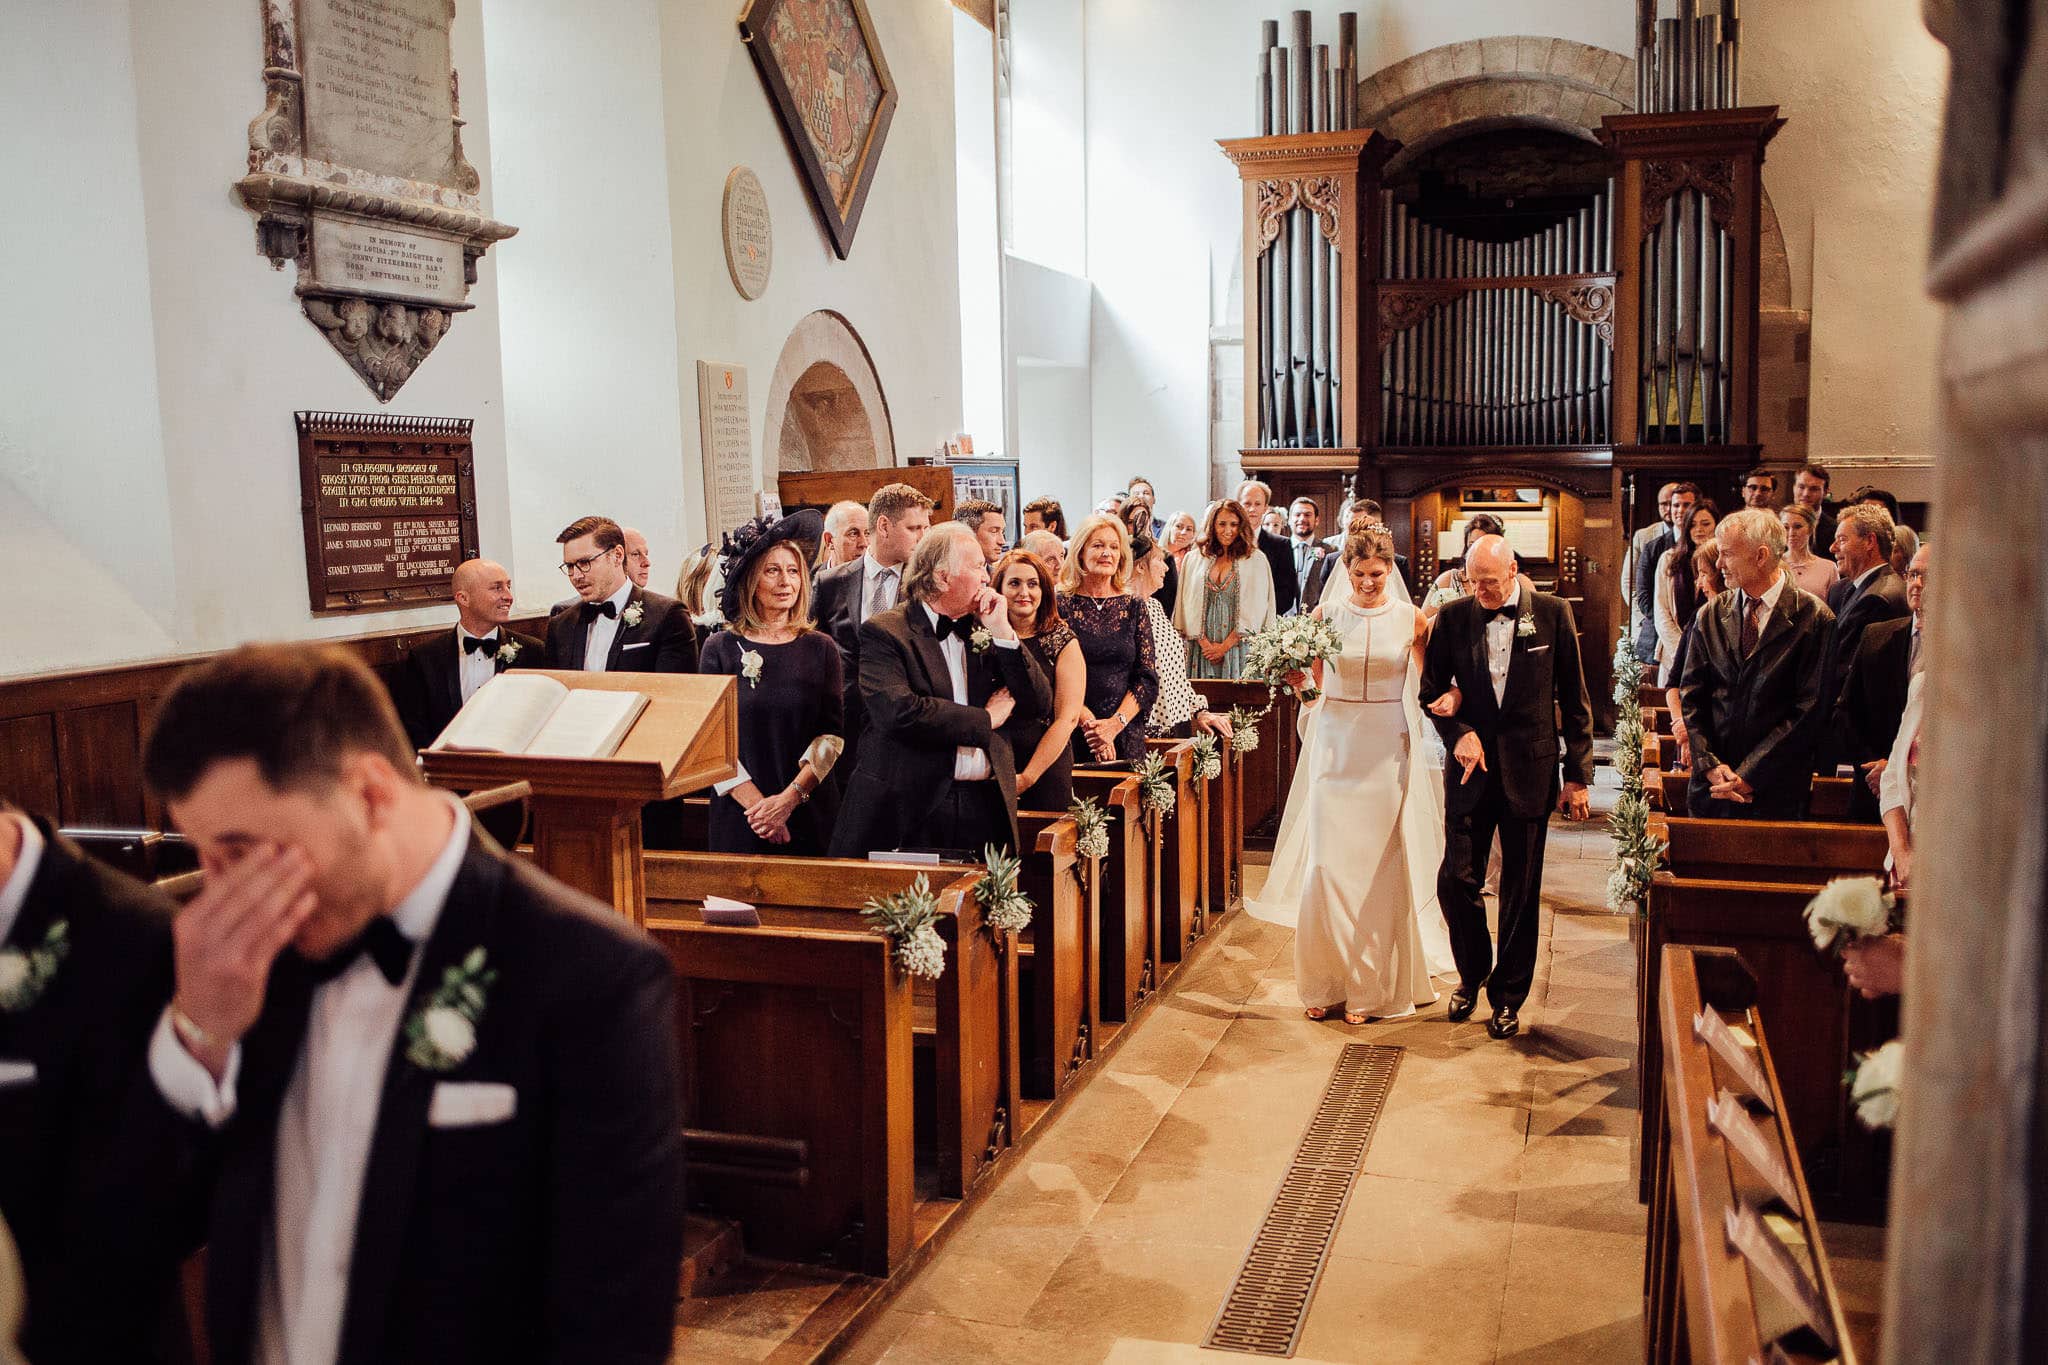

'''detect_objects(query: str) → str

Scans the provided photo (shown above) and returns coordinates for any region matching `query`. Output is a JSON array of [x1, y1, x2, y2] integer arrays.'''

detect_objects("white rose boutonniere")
[[494, 638, 521, 666], [620, 602, 645, 629], [1516, 610, 1537, 638], [0, 920, 69, 1013], [1849, 1039, 1904, 1130], [968, 625, 993, 654], [739, 648, 764, 688], [404, 946, 497, 1072]]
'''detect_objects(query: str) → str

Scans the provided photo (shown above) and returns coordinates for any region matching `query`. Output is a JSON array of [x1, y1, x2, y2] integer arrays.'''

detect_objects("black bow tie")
[[1486, 603, 1519, 622], [936, 613, 977, 642], [304, 916, 415, 987], [461, 633, 500, 656], [579, 599, 619, 623]]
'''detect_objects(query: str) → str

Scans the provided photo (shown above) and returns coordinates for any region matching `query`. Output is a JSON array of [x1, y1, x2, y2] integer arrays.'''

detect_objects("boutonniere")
[[493, 638, 521, 665], [968, 626, 993, 654], [1516, 611, 1537, 638], [0, 920, 67, 1013], [620, 602, 645, 629], [404, 947, 496, 1072], [739, 647, 764, 688]]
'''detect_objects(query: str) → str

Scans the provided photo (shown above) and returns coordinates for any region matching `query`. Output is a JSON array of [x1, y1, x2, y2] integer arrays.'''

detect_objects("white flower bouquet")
[[975, 846, 1035, 936], [862, 873, 948, 981], [1242, 615, 1345, 704], [1849, 1039, 1903, 1129], [1804, 876, 1896, 951]]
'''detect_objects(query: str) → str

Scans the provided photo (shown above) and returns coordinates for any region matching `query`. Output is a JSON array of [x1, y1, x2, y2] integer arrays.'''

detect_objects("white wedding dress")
[[1247, 593, 1455, 1017]]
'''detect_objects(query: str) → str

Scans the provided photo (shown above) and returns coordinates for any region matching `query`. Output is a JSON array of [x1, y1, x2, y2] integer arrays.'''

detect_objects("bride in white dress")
[[1247, 526, 1455, 1022]]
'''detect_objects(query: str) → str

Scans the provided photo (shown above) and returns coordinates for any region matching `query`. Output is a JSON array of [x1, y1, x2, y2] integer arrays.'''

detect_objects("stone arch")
[[1358, 37, 1636, 174], [764, 310, 896, 473]]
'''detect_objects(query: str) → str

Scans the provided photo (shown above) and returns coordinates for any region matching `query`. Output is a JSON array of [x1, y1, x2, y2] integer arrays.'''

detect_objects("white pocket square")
[[0, 1059, 37, 1089], [1527, 645, 1551, 653], [429, 1081, 517, 1128], [620, 641, 651, 650]]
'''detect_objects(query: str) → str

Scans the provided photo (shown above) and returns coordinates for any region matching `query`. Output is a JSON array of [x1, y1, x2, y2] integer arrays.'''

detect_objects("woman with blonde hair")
[[1174, 497, 1275, 679], [1057, 514, 1159, 764], [700, 511, 843, 853], [1779, 502, 1838, 601]]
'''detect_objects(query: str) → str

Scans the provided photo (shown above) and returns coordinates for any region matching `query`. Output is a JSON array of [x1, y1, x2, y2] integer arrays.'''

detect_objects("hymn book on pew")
[[431, 674, 650, 759]]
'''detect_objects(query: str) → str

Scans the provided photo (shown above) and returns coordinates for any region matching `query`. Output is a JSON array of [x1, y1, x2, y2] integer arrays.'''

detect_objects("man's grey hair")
[[1837, 502, 1896, 560], [1021, 529, 1064, 563], [902, 521, 978, 603], [1719, 508, 1787, 559], [824, 499, 865, 536]]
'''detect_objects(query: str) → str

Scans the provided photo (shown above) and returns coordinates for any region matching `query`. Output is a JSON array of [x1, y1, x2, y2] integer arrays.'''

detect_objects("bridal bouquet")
[[1804, 876, 1897, 951], [1848, 1039, 1904, 1129], [1243, 615, 1345, 704]]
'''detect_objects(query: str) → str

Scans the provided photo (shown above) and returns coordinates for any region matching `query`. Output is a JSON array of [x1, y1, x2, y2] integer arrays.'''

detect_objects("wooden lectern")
[[419, 671, 737, 923]]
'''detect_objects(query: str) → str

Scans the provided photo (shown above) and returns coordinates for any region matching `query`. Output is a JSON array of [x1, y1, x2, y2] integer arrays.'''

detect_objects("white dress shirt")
[[0, 812, 46, 947], [456, 628, 500, 703], [923, 604, 1017, 782], [1880, 670, 1924, 823], [860, 553, 902, 623], [581, 581, 635, 672], [149, 795, 473, 1365], [1484, 584, 1522, 706]]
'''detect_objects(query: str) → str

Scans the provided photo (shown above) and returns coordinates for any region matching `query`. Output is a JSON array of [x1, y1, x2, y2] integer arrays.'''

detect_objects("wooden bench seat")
[[1662, 816, 1889, 883], [1015, 811, 1094, 1099], [1069, 769, 1155, 1021], [1197, 680, 1299, 847], [1144, 737, 1205, 967]]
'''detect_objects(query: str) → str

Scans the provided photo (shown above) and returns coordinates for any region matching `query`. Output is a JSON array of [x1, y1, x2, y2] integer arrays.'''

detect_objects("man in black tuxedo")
[[1235, 479, 1300, 617], [1832, 541, 1928, 821], [1634, 482, 1699, 664], [0, 806, 187, 1363], [390, 559, 542, 751], [1420, 536, 1595, 1040], [542, 515, 697, 674], [813, 483, 934, 775], [830, 523, 1052, 858], [138, 644, 684, 1365], [1816, 503, 1909, 770], [1680, 509, 1836, 819]]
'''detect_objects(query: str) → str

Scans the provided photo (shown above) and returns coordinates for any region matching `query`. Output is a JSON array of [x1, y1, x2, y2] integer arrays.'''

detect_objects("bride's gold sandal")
[[1303, 1006, 1333, 1021], [1343, 1011, 1369, 1025]]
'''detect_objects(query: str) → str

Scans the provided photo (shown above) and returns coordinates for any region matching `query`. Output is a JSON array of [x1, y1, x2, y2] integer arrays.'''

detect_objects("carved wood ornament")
[[1641, 157, 1738, 234], [1256, 176, 1343, 255], [1377, 276, 1617, 349]]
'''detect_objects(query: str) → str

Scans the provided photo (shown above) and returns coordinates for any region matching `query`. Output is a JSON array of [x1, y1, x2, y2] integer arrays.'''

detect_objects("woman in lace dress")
[[1057, 515, 1159, 764], [995, 547, 1083, 809]]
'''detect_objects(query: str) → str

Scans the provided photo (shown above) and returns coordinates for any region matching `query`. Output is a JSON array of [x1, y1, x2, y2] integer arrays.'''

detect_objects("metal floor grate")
[[1203, 1042, 1403, 1357]]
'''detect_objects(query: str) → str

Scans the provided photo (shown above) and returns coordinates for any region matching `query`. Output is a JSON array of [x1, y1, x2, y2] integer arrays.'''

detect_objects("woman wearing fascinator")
[[699, 510, 845, 854]]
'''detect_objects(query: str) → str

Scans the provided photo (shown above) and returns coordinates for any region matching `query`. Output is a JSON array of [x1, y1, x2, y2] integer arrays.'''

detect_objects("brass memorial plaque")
[[296, 411, 480, 614]]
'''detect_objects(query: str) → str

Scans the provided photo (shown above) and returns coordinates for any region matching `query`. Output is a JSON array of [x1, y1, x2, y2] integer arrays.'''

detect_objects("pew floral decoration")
[[975, 846, 1034, 936], [0, 920, 67, 1014], [1227, 707, 1262, 754], [1135, 753, 1177, 816], [862, 874, 947, 981], [1068, 796, 1111, 864], [1803, 876, 1897, 951], [620, 602, 645, 629], [1606, 629, 1664, 915], [738, 648, 764, 688], [404, 947, 496, 1072], [1191, 734, 1222, 782], [1848, 1039, 1903, 1130], [493, 638, 522, 666]]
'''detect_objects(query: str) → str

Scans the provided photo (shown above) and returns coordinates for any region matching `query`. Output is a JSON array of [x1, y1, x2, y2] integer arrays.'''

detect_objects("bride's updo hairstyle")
[[1342, 525, 1398, 568]]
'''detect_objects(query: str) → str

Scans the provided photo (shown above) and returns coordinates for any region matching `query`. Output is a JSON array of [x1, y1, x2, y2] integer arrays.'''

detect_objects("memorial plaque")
[[296, 411, 480, 614], [696, 361, 756, 537], [310, 218, 467, 306], [722, 167, 773, 300], [297, 0, 458, 186]]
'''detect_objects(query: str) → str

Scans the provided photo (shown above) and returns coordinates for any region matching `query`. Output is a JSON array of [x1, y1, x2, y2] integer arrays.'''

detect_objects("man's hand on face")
[[974, 586, 1016, 641], [172, 845, 317, 1078]]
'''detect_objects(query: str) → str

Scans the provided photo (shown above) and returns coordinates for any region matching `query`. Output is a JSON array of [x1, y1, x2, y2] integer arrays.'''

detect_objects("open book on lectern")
[[430, 673, 650, 759]]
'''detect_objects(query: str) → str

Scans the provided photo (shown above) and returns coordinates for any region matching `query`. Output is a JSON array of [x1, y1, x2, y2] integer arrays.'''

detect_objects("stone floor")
[[841, 811, 1651, 1364]]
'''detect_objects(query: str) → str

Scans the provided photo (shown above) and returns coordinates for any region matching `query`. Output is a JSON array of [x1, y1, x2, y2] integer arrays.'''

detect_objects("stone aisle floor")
[[842, 806, 1647, 1364]]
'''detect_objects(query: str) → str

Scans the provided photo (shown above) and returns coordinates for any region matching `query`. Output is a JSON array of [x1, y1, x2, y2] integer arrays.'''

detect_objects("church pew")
[[1196, 680, 1300, 846], [1638, 871, 1897, 1219], [1015, 811, 1095, 1099], [1656, 773, 1865, 822], [1069, 768, 1155, 1021], [644, 855, 1015, 1272], [1206, 735, 1246, 918], [1144, 737, 1204, 966], [1646, 945, 1864, 1364], [1661, 816, 1889, 883]]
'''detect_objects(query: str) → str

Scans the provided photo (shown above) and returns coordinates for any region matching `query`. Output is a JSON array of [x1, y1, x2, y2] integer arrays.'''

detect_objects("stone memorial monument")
[[697, 361, 757, 537], [722, 166, 773, 301], [236, 0, 516, 401]]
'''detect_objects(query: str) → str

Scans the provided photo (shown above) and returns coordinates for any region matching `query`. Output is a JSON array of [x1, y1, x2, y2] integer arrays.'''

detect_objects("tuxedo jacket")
[[1633, 524, 1677, 662], [161, 835, 685, 1365], [0, 820, 185, 1364], [1815, 564, 1910, 769], [812, 558, 873, 767], [390, 628, 544, 751], [1678, 584, 1835, 817], [1254, 528, 1300, 618], [1420, 592, 1595, 820], [1832, 616, 1914, 819], [829, 603, 1053, 858], [541, 586, 697, 674]]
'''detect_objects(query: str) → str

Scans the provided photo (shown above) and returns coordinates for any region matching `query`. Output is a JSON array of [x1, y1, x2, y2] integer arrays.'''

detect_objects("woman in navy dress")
[[700, 511, 844, 854], [994, 547, 1083, 810], [1056, 514, 1159, 765]]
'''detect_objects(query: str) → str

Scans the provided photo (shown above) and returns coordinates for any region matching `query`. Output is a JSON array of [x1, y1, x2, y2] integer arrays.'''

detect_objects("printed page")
[[524, 688, 650, 758], [433, 674, 568, 753]]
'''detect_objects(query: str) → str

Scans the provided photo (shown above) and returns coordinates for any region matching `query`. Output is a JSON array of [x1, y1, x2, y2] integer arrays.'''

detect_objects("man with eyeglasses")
[[543, 515, 697, 674]]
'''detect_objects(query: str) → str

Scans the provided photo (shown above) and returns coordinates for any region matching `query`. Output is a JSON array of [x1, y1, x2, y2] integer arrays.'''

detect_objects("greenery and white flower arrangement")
[[1242, 615, 1346, 704], [404, 947, 496, 1072], [862, 873, 947, 981], [1227, 706, 1262, 753], [1190, 733, 1222, 782], [1135, 752, 1177, 815], [620, 602, 645, 628], [1848, 1039, 1903, 1130], [1606, 629, 1664, 915], [1516, 610, 1537, 638], [1803, 876, 1898, 951], [493, 638, 521, 665], [1068, 796, 1111, 863], [975, 846, 1034, 935], [0, 920, 67, 1013], [968, 625, 993, 653], [738, 647, 764, 688]]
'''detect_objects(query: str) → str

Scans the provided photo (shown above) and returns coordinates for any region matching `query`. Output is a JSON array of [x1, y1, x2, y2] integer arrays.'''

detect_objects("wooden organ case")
[[1221, 4, 1784, 713]]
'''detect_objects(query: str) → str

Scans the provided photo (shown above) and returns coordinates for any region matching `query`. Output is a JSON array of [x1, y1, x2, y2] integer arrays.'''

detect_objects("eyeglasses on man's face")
[[559, 548, 619, 577]]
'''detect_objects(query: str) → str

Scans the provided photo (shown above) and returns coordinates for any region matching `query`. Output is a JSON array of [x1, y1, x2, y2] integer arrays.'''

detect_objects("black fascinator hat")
[[717, 508, 824, 623]]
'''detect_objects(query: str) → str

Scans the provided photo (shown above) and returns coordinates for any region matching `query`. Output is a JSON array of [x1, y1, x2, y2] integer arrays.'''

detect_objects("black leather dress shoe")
[[1486, 1006, 1520, 1040], [1446, 991, 1475, 1023]]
